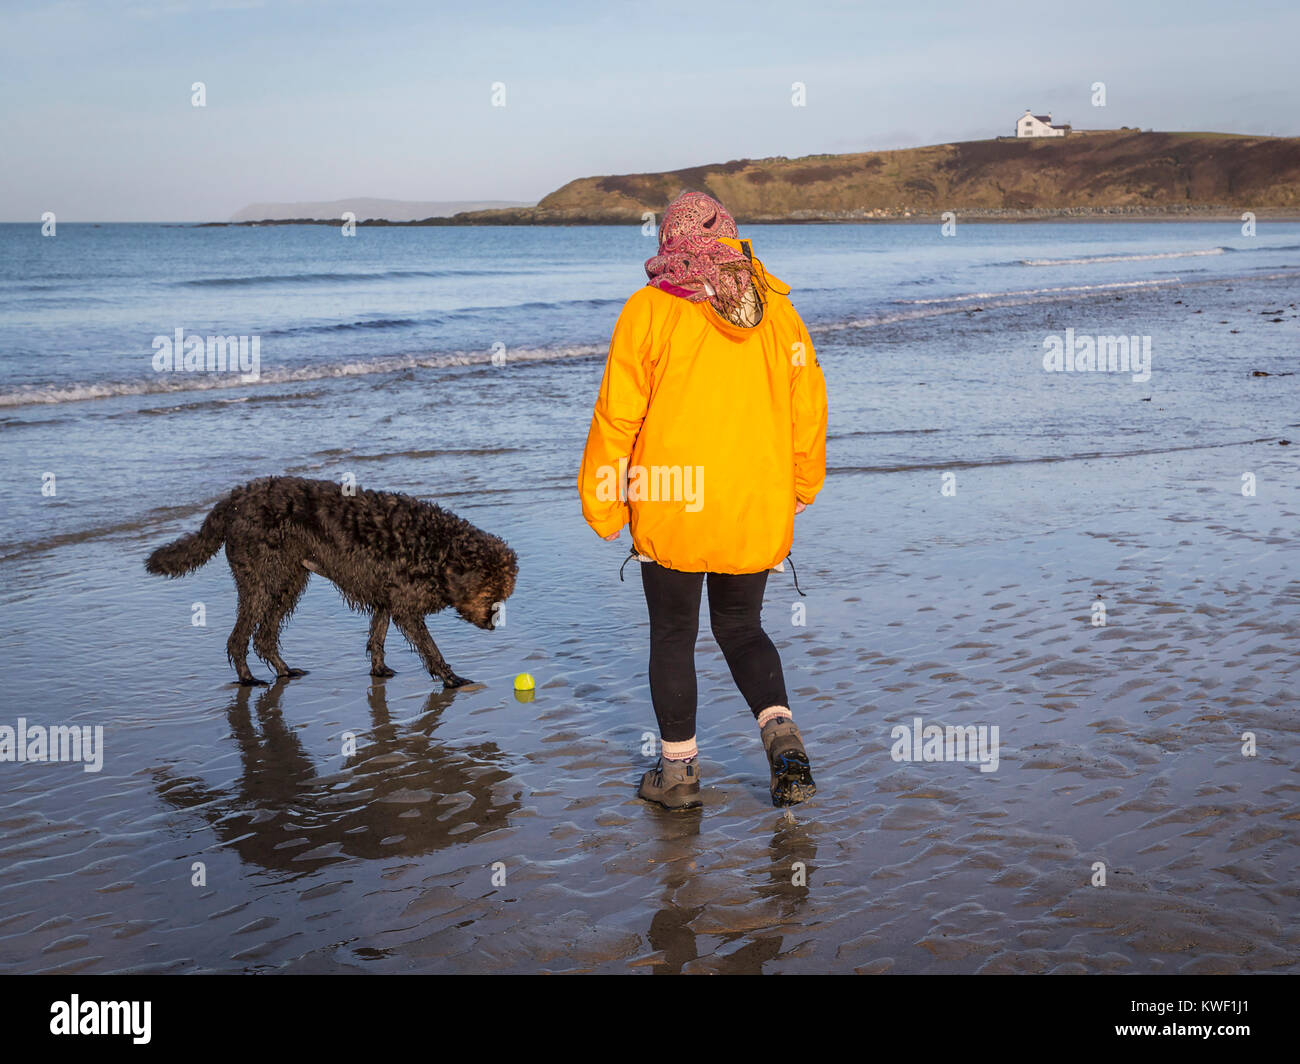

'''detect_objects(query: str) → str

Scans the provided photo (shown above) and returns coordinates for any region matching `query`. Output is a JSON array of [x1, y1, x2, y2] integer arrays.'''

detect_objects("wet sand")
[[1, 278, 1297, 974]]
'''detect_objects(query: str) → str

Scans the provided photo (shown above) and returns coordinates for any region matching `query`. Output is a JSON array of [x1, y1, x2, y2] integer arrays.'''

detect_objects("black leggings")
[[640, 561, 790, 743]]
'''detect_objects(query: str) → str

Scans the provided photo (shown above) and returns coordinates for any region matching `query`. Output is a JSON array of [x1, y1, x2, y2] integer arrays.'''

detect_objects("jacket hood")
[[715, 237, 792, 297]]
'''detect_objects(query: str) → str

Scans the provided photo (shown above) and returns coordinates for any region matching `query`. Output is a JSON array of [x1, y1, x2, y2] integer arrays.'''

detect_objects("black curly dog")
[[145, 477, 517, 687]]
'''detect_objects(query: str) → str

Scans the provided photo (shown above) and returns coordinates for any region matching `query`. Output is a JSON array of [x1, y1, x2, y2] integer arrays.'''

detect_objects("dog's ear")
[[447, 567, 483, 600]]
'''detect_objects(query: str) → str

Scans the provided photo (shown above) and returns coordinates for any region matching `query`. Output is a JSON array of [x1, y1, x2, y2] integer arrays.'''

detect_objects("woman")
[[578, 191, 828, 809]]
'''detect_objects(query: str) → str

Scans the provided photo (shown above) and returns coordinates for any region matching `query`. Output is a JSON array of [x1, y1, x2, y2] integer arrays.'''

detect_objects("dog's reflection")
[[154, 682, 520, 874]]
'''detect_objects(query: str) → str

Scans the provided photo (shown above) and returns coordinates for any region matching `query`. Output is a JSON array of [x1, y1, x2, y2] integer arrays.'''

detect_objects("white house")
[[1016, 110, 1069, 138]]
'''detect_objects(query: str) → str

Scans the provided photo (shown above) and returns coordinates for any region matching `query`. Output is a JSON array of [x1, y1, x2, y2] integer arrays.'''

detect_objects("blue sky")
[[2, 0, 1296, 220]]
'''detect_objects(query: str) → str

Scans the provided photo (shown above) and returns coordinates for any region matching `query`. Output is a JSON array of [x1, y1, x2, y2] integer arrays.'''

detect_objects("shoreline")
[[4, 268, 1297, 417]]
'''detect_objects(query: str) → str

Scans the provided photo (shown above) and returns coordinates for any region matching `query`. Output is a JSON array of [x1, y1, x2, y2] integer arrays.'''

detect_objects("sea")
[[1, 221, 1297, 556]]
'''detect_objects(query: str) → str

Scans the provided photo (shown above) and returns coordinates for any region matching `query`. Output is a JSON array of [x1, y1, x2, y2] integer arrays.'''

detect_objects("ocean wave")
[[4, 270, 1297, 410], [811, 278, 1187, 331], [893, 278, 1186, 306], [127, 389, 328, 417], [0, 506, 214, 567], [815, 305, 983, 330], [886, 270, 1300, 313], [446, 297, 626, 315], [260, 298, 625, 339], [1021, 248, 1227, 266], [173, 266, 531, 287], [0, 343, 607, 409], [828, 437, 1278, 476], [263, 316, 429, 338]]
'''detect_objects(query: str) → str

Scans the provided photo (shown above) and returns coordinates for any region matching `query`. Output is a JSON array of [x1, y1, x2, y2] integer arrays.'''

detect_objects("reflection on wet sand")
[[640, 810, 818, 974], [153, 681, 521, 875]]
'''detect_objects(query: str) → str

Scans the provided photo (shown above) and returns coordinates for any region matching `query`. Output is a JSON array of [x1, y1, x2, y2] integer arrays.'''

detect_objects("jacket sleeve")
[[790, 315, 827, 505], [577, 292, 655, 537]]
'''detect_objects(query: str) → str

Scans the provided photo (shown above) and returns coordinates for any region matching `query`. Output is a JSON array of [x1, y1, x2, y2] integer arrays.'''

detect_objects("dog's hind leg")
[[393, 614, 470, 688], [227, 566, 268, 687], [253, 566, 310, 679], [367, 610, 395, 677]]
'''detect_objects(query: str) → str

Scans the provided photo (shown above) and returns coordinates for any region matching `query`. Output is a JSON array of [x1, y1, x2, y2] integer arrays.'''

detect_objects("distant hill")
[[444, 131, 1300, 224], [230, 197, 533, 222]]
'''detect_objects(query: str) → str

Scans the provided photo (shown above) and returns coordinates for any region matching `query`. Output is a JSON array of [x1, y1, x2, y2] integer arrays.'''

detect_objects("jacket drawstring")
[[786, 552, 806, 597], [619, 547, 638, 582]]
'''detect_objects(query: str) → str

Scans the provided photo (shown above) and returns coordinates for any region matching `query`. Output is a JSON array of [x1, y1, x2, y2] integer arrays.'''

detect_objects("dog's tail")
[[145, 496, 234, 577]]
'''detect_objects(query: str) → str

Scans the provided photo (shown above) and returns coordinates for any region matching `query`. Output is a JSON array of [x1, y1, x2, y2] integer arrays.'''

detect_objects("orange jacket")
[[577, 257, 827, 574]]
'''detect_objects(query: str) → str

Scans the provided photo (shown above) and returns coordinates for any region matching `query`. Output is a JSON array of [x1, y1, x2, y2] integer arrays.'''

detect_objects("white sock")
[[662, 736, 698, 761], [756, 706, 793, 730]]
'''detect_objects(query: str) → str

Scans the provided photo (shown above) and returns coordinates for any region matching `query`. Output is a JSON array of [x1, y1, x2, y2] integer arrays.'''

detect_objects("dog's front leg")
[[393, 614, 471, 688], [367, 610, 396, 677]]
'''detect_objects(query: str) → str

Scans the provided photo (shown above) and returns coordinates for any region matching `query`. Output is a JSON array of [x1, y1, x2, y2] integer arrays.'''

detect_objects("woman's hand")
[[603, 530, 620, 541], [795, 500, 807, 515]]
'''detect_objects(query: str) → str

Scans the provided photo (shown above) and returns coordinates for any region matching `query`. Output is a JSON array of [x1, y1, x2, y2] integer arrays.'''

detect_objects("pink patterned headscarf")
[[645, 192, 755, 317]]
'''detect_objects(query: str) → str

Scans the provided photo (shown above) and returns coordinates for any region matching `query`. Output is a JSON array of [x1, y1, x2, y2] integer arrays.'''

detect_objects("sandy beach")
[[1, 234, 1296, 973]]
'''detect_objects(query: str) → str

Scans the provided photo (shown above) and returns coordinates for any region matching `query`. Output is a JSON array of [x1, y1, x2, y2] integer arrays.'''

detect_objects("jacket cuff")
[[589, 508, 630, 539]]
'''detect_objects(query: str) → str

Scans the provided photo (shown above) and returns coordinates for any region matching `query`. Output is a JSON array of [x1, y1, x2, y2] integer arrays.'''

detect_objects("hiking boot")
[[637, 756, 702, 810], [761, 718, 816, 807]]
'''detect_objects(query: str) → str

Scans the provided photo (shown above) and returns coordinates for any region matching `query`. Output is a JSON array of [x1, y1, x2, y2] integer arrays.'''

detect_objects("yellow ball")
[[513, 672, 535, 692]]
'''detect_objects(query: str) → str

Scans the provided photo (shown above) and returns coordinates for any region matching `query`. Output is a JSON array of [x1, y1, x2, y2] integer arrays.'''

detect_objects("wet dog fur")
[[145, 476, 517, 687]]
